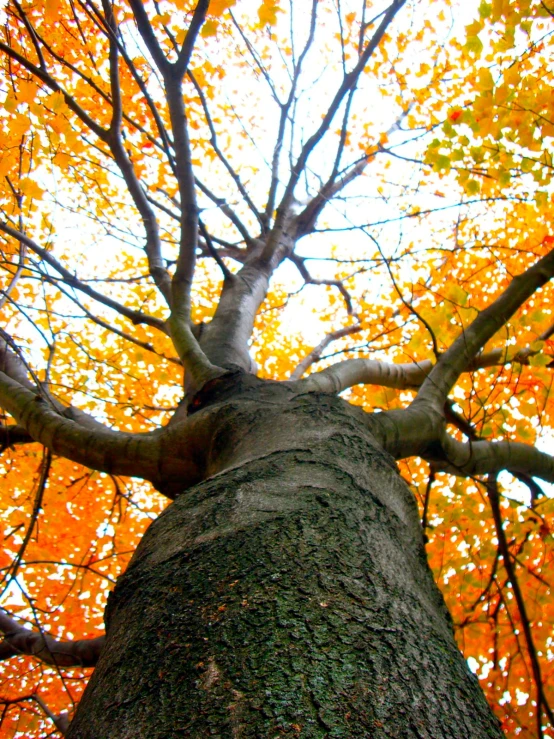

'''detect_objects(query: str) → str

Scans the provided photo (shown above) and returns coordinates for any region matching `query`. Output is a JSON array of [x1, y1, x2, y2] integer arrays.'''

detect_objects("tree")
[[0, 0, 553, 735]]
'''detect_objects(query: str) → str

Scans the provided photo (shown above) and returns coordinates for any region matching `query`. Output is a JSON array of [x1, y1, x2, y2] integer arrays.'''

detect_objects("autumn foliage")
[[0, 0, 554, 735]]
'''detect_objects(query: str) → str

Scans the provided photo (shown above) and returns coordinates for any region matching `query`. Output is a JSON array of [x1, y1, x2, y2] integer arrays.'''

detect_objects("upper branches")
[[0, 0, 226, 387], [262, 0, 407, 264], [126, 0, 226, 382]]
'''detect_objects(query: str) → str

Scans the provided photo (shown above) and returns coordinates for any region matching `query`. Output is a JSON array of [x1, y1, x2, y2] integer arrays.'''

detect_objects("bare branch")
[[262, 0, 407, 264], [0, 609, 104, 668], [175, 0, 210, 76], [188, 69, 263, 226], [293, 107, 412, 239], [293, 155, 371, 239], [290, 324, 362, 380], [195, 178, 254, 243], [229, 10, 281, 106], [127, 0, 170, 74], [295, 357, 433, 394], [289, 254, 357, 314], [431, 434, 554, 483], [198, 219, 233, 281], [102, 0, 172, 305], [264, 0, 319, 226]]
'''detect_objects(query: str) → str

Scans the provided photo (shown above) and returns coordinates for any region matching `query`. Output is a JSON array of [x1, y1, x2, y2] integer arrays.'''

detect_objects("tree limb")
[[0, 368, 213, 495], [430, 434, 554, 483], [188, 69, 263, 227], [127, 0, 170, 74], [175, 0, 210, 76], [0, 424, 33, 447], [444, 400, 545, 505], [102, 0, 172, 306], [486, 477, 554, 728], [288, 254, 357, 314], [289, 324, 362, 380], [0, 609, 104, 667], [295, 357, 432, 394], [0, 332, 126, 434], [264, 0, 319, 227]]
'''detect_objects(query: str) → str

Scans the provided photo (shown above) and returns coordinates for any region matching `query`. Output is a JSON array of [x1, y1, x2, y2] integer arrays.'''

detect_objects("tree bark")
[[67, 376, 502, 738]]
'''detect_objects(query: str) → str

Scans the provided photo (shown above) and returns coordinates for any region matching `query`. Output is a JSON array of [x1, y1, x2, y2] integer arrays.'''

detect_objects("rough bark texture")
[[67, 377, 502, 738]]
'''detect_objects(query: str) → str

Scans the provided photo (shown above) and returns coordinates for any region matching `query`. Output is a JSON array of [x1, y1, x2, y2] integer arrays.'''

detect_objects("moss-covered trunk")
[[67, 378, 502, 738]]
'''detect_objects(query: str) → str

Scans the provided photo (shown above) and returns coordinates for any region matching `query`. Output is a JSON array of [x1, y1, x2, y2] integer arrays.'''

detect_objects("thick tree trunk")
[[67, 377, 502, 738]]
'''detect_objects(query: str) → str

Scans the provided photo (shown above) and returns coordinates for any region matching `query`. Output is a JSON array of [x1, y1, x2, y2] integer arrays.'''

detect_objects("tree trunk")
[[67, 376, 502, 738]]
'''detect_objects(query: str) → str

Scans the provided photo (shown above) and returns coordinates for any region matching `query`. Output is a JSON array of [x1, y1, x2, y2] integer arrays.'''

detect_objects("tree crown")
[[1, 0, 554, 735]]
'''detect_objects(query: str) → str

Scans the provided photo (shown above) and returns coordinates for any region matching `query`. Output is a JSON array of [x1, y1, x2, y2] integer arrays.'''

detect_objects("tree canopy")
[[1, 0, 554, 735]]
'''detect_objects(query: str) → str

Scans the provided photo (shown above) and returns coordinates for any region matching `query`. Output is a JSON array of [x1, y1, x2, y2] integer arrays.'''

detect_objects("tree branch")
[[290, 324, 362, 380], [0, 223, 167, 333], [175, 0, 210, 76], [0, 371, 161, 486], [0, 332, 126, 434], [188, 69, 263, 227], [127, 0, 170, 74], [261, 0, 406, 264], [444, 400, 545, 505], [0, 38, 108, 141], [429, 434, 554, 483], [486, 477, 554, 728], [0, 609, 104, 668], [293, 155, 371, 239], [288, 254, 357, 314], [295, 357, 433, 393], [195, 178, 253, 243], [264, 0, 319, 227], [0, 368, 211, 495], [0, 424, 33, 447], [102, 0, 172, 306]]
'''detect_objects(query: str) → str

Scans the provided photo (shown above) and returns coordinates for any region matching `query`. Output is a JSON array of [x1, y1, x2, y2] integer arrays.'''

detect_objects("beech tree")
[[1, 0, 554, 735]]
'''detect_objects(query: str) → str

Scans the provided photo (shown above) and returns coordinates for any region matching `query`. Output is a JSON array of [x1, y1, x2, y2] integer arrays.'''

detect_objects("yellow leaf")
[[448, 284, 468, 307], [529, 353, 550, 367], [3, 93, 17, 113], [45, 0, 60, 20], [209, 0, 236, 14], [9, 112, 31, 136], [478, 68, 494, 91], [257, 1, 283, 27], [201, 20, 218, 37], [48, 91, 66, 113], [19, 178, 45, 200], [0, 152, 14, 178], [18, 80, 38, 105]]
